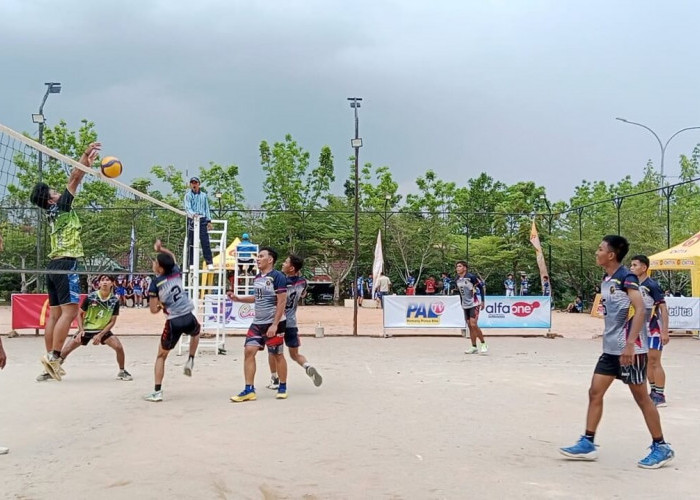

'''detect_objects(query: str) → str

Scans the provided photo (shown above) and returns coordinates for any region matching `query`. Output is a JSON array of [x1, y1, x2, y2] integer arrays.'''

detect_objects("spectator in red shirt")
[[425, 276, 437, 295]]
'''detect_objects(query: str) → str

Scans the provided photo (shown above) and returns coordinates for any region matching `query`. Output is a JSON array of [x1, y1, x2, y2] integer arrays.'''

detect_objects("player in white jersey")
[[143, 240, 201, 402], [267, 254, 323, 390]]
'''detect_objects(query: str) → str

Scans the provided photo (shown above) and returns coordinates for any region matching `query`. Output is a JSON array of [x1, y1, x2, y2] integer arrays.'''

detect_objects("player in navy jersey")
[[356, 274, 366, 306], [266, 254, 323, 390], [455, 261, 487, 354], [143, 240, 201, 402], [229, 247, 288, 402], [630, 255, 670, 407], [560, 236, 674, 469]]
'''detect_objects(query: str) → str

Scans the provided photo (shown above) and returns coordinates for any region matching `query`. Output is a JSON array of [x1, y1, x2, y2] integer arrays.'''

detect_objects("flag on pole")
[[128, 225, 136, 280], [529, 218, 549, 290], [371, 230, 383, 297]]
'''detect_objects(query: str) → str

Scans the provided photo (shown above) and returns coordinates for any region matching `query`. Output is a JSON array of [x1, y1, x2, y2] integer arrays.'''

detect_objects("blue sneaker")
[[559, 436, 598, 460], [638, 442, 674, 469]]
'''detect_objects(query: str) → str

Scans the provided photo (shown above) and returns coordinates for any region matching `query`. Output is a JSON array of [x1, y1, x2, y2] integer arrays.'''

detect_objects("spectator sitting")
[[566, 296, 584, 313]]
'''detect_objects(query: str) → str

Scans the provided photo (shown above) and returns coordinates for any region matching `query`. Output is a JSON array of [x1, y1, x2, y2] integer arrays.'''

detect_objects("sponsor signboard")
[[382, 295, 551, 329]]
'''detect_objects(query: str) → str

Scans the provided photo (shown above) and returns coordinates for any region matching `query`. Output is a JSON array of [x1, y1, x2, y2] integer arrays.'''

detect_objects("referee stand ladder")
[[179, 217, 228, 355]]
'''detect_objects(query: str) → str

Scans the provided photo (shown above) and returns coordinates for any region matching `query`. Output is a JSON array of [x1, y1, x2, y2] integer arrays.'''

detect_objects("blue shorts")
[[284, 327, 301, 348], [648, 336, 664, 351], [245, 321, 286, 354]]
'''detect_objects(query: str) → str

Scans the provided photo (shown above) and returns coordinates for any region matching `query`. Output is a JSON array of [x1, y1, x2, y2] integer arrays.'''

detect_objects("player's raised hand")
[[80, 142, 102, 167], [154, 239, 162, 252]]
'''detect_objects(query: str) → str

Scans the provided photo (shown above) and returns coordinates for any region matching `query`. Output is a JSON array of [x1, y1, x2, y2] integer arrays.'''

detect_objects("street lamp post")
[[615, 117, 700, 247], [32, 82, 61, 292], [348, 97, 363, 337]]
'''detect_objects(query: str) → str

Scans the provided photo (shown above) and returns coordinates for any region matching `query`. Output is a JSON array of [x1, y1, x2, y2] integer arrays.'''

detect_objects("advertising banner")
[[382, 295, 552, 329], [665, 297, 700, 330], [11, 293, 86, 330], [477, 296, 552, 328], [202, 294, 256, 329], [383, 295, 465, 328]]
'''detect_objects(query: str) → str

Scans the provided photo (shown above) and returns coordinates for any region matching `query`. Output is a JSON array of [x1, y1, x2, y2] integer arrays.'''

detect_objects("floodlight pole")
[[615, 118, 700, 247], [34, 82, 61, 292], [348, 97, 363, 336]]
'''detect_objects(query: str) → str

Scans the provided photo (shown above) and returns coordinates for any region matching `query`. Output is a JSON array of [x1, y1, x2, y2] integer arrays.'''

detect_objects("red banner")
[[11, 294, 87, 330]]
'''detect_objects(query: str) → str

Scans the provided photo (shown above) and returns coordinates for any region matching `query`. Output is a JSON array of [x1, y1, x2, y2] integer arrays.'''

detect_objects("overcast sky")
[[2, 0, 700, 205]]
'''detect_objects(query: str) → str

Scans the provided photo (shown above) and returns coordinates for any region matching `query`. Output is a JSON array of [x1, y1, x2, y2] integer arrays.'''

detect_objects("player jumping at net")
[[144, 239, 201, 402], [229, 247, 288, 402], [630, 254, 670, 407], [30, 142, 101, 381], [37, 274, 133, 382], [267, 254, 322, 390], [559, 235, 674, 469], [455, 260, 487, 354]]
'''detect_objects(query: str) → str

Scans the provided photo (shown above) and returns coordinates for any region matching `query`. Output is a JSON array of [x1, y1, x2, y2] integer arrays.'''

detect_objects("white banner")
[[665, 297, 700, 330], [202, 294, 255, 329], [383, 295, 465, 328], [383, 295, 552, 329], [478, 296, 551, 328]]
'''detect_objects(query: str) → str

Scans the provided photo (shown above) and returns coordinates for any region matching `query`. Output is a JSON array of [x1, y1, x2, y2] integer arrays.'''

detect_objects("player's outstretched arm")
[[67, 142, 101, 195]]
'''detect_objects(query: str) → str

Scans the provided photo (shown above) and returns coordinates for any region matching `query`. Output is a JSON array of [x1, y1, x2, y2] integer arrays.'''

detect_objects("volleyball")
[[100, 156, 123, 178]]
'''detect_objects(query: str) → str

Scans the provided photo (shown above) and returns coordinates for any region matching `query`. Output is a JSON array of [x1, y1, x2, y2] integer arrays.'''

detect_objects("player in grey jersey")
[[560, 235, 674, 469], [144, 240, 201, 402], [267, 254, 323, 389]]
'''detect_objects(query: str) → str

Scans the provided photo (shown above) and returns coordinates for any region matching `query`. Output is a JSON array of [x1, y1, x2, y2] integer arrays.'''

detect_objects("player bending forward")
[[267, 254, 322, 390], [38, 274, 132, 381], [144, 240, 201, 402]]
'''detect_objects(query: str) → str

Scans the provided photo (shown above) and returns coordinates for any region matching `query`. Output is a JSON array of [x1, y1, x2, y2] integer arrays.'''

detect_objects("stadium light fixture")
[[31, 114, 45, 124], [46, 82, 62, 94]]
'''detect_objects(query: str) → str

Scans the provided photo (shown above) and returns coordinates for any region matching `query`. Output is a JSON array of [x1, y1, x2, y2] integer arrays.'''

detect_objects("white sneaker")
[[0, 446, 9, 455], [144, 390, 163, 402], [184, 358, 194, 377], [306, 366, 323, 387], [117, 369, 133, 381], [207, 264, 215, 271], [267, 376, 280, 390], [465, 346, 478, 354], [36, 371, 52, 382], [480, 343, 489, 354]]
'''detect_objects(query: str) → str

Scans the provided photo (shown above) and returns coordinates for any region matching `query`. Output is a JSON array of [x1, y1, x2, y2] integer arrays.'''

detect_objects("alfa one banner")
[[477, 296, 552, 328], [382, 295, 552, 329], [665, 297, 700, 330], [202, 294, 256, 329], [11, 293, 87, 330]]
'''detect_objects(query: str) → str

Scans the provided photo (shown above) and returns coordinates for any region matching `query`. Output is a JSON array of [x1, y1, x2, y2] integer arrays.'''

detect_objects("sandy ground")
[[1, 306, 699, 499]]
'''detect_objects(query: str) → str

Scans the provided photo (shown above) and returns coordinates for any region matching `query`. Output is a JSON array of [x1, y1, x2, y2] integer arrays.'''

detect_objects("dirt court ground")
[[1, 305, 699, 499]]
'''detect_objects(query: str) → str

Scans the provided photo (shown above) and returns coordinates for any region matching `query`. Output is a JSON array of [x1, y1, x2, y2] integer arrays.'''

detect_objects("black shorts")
[[284, 326, 301, 348], [161, 313, 201, 351], [77, 330, 114, 346], [245, 321, 286, 354], [594, 353, 647, 385], [47, 258, 80, 307], [463, 307, 479, 320]]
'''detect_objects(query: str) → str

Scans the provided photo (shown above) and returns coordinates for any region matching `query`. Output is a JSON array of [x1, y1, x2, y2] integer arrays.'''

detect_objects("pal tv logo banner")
[[383, 296, 465, 328], [478, 296, 551, 328]]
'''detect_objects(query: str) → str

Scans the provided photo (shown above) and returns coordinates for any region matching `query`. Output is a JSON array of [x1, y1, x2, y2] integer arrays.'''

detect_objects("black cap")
[[190, 177, 200, 183]]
